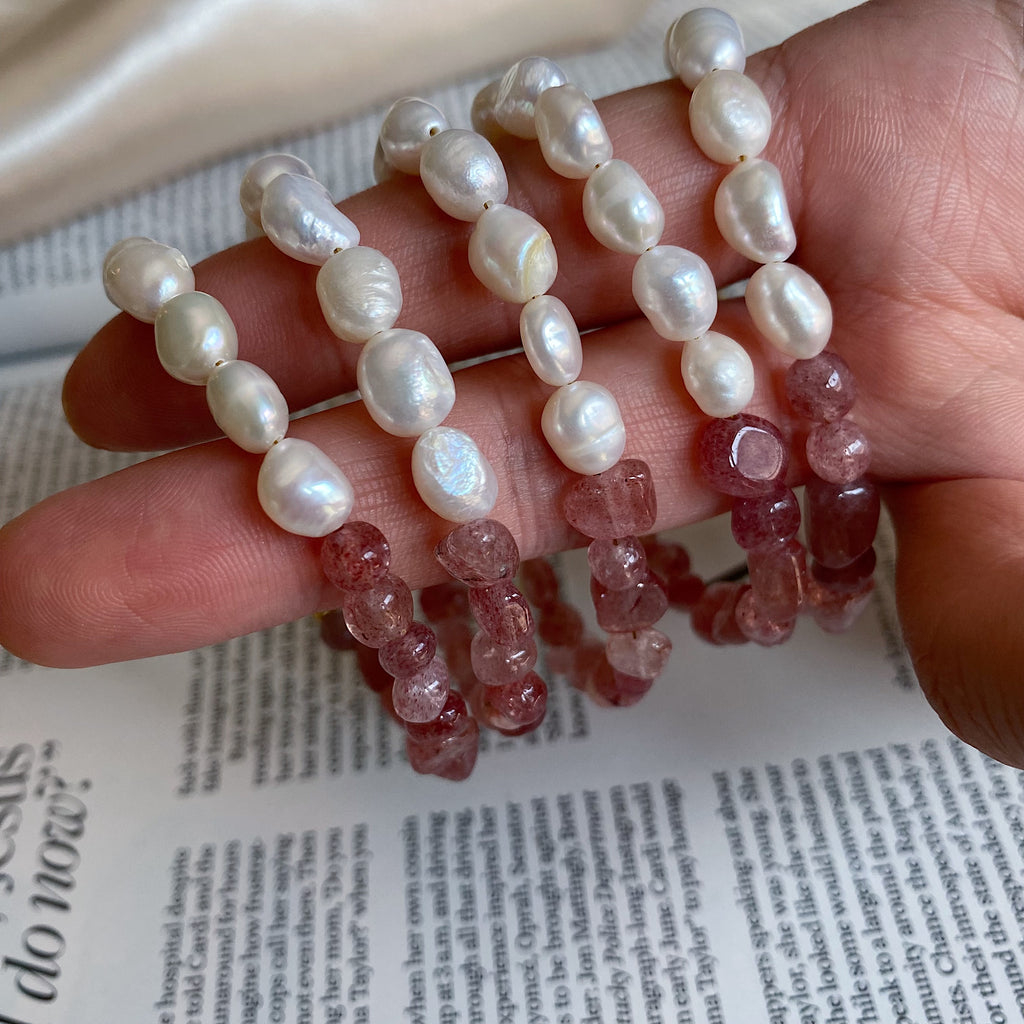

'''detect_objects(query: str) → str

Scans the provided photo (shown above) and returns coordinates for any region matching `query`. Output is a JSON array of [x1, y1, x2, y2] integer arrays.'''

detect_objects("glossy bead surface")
[[379, 97, 449, 174], [747, 262, 831, 358], [257, 438, 354, 537], [379, 622, 437, 677], [475, 671, 548, 734], [588, 536, 647, 590], [731, 488, 801, 550], [103, 237, 194, 323], [469, 581, 534, 646], [807, 575, 875, 634], [494, 56, 567, 138], [420, 129, 509, 222], [535, 83, 613, 178], [471, 79, 503, 140], [154, 291, 237, 384], [582, 160, 664, 255], [342, 574, 414, 648], [317, 247, 402, 344], [786, 352, 858, 422], [681, 331, 755, 417], [563, 458, 657, 539], [470, 632, 537, 686], [715, 159, 795, 264], [372, 138, 397, 185], [691, 582, 749, 645], [240, 153, 315, 226], [356, 329, 455, 437], [605, 627, 672, 679], [206, 360, 288, 452], [698, 414, 789, 497], [633, 245, 717, 341], [748, 538, 806, 621], [805, 476, 880, 569], [392, 657, 450, 724], [541, 381, 626, 475], [689, 69, 771, 164], [666, 8, 745, 90], [807, 419, 872, 484], [468, 203, 558, 303], [735, 589, 794, 646], [406, 715, 480, 781], [261, 173, 359, 265], [412, 427, 498, 522], [321, 521, 391, 591], [520, 295, 583, 386], [591, 573, 668, 632], [811, 547, 877, 594], [436, 518, 519, 587]]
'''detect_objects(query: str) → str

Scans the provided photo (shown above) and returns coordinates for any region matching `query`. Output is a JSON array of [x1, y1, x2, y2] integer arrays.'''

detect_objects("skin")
[[1, 0, 1023, 765]]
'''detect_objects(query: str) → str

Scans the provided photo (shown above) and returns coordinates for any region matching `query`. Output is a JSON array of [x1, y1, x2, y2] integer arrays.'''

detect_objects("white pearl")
[[681, 331, 755, 417], [317, 247, 402, 344], [468, 203, 558, 303], [471, 79, 504, 141], [412, 426, 499, 523], [356, 328, 455, 437], [714, 158, 796, 264], [372, 138, 398, 185], [419, 129, 508, 222], [206, 360, 289, 453], [261, 173, 359, 266], [153, 291, 238, 384], [239, 153, 315, 227], [666, 9, 745, 90], [746, 262, 832, 359], [520, 295, 582, 386], [541, 380, 626, 476], [583, 160, 664, 255], [689, 69, 771, 164], [534, 84, 613, 179], [494, 56, 567, 139], [632, 245, 717, 341], [257, 438, 354, 537], [103, 237, 194, 323], [379, 97, 449, 175]]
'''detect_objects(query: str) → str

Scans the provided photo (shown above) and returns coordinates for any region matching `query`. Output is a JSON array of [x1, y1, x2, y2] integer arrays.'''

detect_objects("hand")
[[2, 0, 1023, 765]]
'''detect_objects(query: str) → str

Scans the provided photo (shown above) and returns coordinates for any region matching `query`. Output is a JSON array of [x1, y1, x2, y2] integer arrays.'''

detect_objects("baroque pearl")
[[746, 262, 832, 358], [206, 360, 289, 453], [689, 69, 771, 164], [317, 247, 402, 344], [471, 79, 503, 141], [103, 237, 194, 323], [583, 160, 664, 255], [666, 8, 745, 90], [535, 84, 613, 179], [714, 158, 796, 264], [541, 380, 626, 475], [468, 203, 557, 303], [257, 438, 354, 537], [520, 294, 583, 386], [154, 291, 238, 384], [681, 331, 755, 417], [356, 328, 455, 437], [632, 245, 717, 341], [420, 129, 508, 222], [494, 56, 567, 138], [261, 173, 359, 265], [239, 153, 315, 227], [412, 426, 499, 523], [379, 97, 449, 174]]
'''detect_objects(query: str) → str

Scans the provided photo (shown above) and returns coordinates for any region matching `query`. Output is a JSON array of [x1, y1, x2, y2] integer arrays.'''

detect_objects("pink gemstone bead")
[[470, 631, 538, 686], [810, 547, 877, 593], [435, 518, 520, 587], [605, 627, 672, 679], [419, 581, 470, 623], [392, 656, 450, 723], [407, 715, 480, 781], [731, 488, 801, 550], [807, 575, 875, 633], [320, 609, 357, 651], [735, 588, 795, 647], [342, 574, 414, 647], [563, 459, 657, 540], [405, 691, 470, 742], [806, 419, 872, 484], [805, 476, 880, 569], [691, 582, 749, 645], [786, 351, 858, 422], [538, 602, 584, 647], [379, 621, 437, 676], [475, 671, 548, 734], [748, 538, 807, 621], [469, 581, 535, 645], [591, 572, 668, 632], [588, 536, 647, 590], [356, 642, 393, 694], [698, 415, 789, 497], [321, 521, 391, 591], [519, 558, 561, 610], [590, 660, 654, 707]]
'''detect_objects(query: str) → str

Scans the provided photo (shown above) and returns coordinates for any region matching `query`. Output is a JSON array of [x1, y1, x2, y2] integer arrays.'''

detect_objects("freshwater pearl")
[[534, 84, 613, 179], [412, 427, 499, 522], [689, 69, 771, 164], [681, 331, 755, 417], [494, 56, 567, 139], [356, 328, 455, 437], [541, 380, 626, 475], [239, 153, 315, 227], [372, 138, 398, 185], [379, 97, 449, 174], [520, 295, 583, 386], [666, 8, 745, 90], [206, 360, 289, 453], [261, 173, 359, 265], [153, 291, 238, 384], [632, 245, 717, 341], [317, 247, 402, 344], [420, 129, 508, 222], [257, 438, 354, 537], [103, 237, 194, 323], [746, 262, 832, 358], [583, 160, 664, 255], [714, 158, 796, 263], [471, 79, 504, 141], [468, 204, 557, 303]]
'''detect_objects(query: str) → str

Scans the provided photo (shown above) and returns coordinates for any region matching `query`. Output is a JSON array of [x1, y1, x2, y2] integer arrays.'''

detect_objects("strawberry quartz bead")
[[406, 694, 479, 780], [435, 518, 520, 586], [698, 415, 789, 497], [735, 588, 795, 647], [645, 539, 704, 608], [519, 558, 560, 610], [731, 488, 801, 550], [321, 521, 391, 591], [588, 536, 647, 590], [342, 574, 414, 647], [392, 657, 450, 723], [469, 580, 535, 645], [810, 547, 876, 593], [470, 632, 538, 686], [474, 671, 547, 734], [785, 351, 858, 422], [806, 419, 872, 484], [379, 621, 437, 676], [590, 659, 654, 707], [591, 572, 668, 632], [605, 627, 672, 679], [807, 575, 875, 633], [320, 609, 358, 651], [804, 476, 880, 569], [748, 538, 807, 621], [419, 581, 470, 623], [563, 459, 657, 539], [691, 582, 749, 645]]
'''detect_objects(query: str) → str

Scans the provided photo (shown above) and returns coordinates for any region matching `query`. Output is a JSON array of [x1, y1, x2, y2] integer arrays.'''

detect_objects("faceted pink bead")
[[469, 581, 535, 645], [735, 588, 795, 647], [748, 538, 807, 621], [518, 558, 560, 610], [321, 521, 391, 591], [320, 609, 357, 651], [563, 459, 657, 540], [538, 602, 584, 647], [731, 488, 801, 550], [435, 518, 520, 587], [356, 642, 392, 694], [605, 627, 672, 679], [806, 419, 872, 484], [405, 691, 469, 742], [810, 547, 877, 593], [419, 581, 470, 623], [568, 641, 606, 691], [379, 621, 437, 676], [807, 576, 875, 633], [786, 351, 858, 422], [591, 572, 668, 632], [392, 656, 450, 723], [590, 660, 655, 707], [342, 574, 414, 647], [407, 716, 480, 781], [588, 536, 647, 590], [691, 582, 749, 645], [698, 415, 789, 497], [805, 476, 880, 569], [474, 671, 548, 734], [470, 631, 538, 686]]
